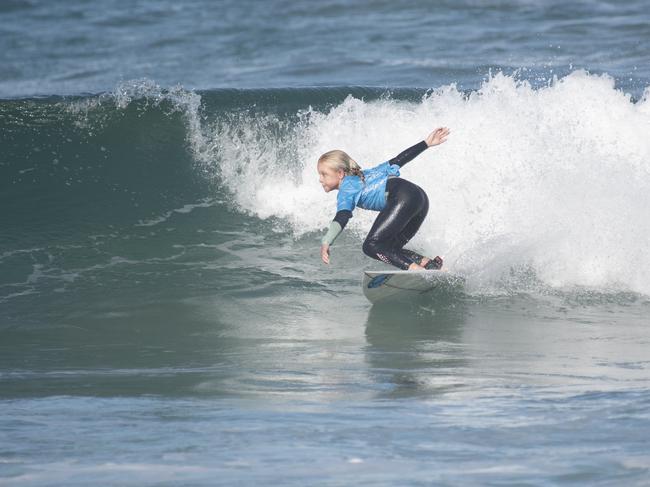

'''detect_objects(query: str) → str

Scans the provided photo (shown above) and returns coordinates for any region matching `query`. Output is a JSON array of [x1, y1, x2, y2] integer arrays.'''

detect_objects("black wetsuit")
[[362, 177, 430, 269], [334, 141, 440, 270]]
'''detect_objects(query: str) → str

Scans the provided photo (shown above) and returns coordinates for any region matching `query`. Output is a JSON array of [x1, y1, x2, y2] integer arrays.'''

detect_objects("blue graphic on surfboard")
[[361, 269, 464, 304]]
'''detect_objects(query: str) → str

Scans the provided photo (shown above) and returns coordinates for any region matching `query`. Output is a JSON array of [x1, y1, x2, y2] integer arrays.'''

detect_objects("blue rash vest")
[[336, 161, 401, 213]]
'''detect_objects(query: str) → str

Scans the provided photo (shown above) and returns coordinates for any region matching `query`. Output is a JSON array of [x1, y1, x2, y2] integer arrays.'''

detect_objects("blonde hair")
[[317, 150, 365, 182]]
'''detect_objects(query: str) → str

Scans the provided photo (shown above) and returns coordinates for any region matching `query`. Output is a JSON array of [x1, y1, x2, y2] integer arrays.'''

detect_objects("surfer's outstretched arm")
[[320, 210, 352, 264], [389, 127, 450, 167]]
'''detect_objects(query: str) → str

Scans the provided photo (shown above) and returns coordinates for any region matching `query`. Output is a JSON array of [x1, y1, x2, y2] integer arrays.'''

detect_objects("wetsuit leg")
[[393, 185, 429, 250], [395, 187, 430, 266], [402, 249, 427, 264], [400, 249, 443, 269], [362, 178, 429, 270], [392, 186, 444, 268]]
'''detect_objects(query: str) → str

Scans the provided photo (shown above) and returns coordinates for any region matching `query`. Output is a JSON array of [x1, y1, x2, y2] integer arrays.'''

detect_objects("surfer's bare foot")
[[408, 263, 425, 271]]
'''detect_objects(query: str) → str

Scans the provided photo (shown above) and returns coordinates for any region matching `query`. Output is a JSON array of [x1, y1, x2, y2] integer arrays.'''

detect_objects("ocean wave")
[[3, 73, 650, 295]]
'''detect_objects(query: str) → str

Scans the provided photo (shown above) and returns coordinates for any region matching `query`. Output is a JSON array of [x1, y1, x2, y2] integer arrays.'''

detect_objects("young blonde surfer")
[[317, 127, 450, 270]]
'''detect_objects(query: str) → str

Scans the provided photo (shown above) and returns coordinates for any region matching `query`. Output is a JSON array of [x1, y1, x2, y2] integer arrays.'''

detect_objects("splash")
[[56, 75, 650, 295], [202, 71, 650, 295]]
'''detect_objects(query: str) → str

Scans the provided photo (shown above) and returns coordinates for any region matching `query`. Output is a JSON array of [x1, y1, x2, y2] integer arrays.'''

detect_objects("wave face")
[[2, 73, 650, 299]]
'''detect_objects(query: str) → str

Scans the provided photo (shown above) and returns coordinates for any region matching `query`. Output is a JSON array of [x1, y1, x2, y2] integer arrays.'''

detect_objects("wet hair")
[[317, 150, 365, 182]]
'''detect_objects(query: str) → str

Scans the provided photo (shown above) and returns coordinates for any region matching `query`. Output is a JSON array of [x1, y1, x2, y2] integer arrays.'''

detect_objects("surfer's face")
[[317, 162, 344, 192]]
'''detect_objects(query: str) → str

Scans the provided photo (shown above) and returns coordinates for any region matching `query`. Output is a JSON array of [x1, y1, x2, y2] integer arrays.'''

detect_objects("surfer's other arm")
[[389, 127, 451, 167], [320, 210, 352, 264]]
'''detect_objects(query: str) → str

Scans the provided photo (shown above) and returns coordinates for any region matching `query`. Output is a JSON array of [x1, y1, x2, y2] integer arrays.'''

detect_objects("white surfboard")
[[361, 269, 464, 304]]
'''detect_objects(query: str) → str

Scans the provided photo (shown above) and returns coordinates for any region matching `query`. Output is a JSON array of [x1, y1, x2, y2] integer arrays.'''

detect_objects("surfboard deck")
[[361, 269, 464, 304]]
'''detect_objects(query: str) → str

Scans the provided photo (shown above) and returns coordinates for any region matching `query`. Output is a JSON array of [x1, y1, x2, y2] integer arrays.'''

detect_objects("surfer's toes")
[[425, 256, 443, 270]]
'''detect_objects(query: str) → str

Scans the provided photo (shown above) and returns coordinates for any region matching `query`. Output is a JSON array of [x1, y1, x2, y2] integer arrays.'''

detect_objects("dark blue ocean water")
[[2, 1, 650, 485], [2, 0, 650, 98]]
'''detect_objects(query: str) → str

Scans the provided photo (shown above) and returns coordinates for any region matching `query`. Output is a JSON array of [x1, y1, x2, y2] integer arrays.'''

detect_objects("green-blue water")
[[2, 1, 650, 485]]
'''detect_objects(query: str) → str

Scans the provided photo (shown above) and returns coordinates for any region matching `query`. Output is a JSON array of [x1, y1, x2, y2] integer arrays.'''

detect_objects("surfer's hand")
[[425, 127, 450, 147], [320, 244, 330, 264]]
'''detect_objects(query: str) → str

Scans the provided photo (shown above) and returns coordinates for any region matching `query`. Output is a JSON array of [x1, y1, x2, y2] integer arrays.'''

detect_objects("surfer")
[[318, 127, 450, 270]]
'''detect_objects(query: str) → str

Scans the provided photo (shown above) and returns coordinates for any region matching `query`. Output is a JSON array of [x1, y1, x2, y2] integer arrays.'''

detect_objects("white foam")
[[135, 198, 223, 227], [198, 71, 650, 295]]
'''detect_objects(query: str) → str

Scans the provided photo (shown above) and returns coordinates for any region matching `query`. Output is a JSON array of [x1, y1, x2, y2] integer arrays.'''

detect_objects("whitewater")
[[206, 71, 650, 296]]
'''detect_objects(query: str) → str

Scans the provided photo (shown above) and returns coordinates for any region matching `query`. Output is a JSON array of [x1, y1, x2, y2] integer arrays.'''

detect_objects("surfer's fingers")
[[321, 249, 330, 264], [430, 127, 450, 145]]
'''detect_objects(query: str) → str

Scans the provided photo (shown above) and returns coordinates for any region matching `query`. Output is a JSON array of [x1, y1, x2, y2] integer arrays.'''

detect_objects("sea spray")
[[203, 71, 650, 294]]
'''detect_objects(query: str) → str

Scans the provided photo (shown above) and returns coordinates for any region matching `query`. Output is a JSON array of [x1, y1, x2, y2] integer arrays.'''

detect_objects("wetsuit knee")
[[363, 236, 411, 268], [362, 236, 381, 259]]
